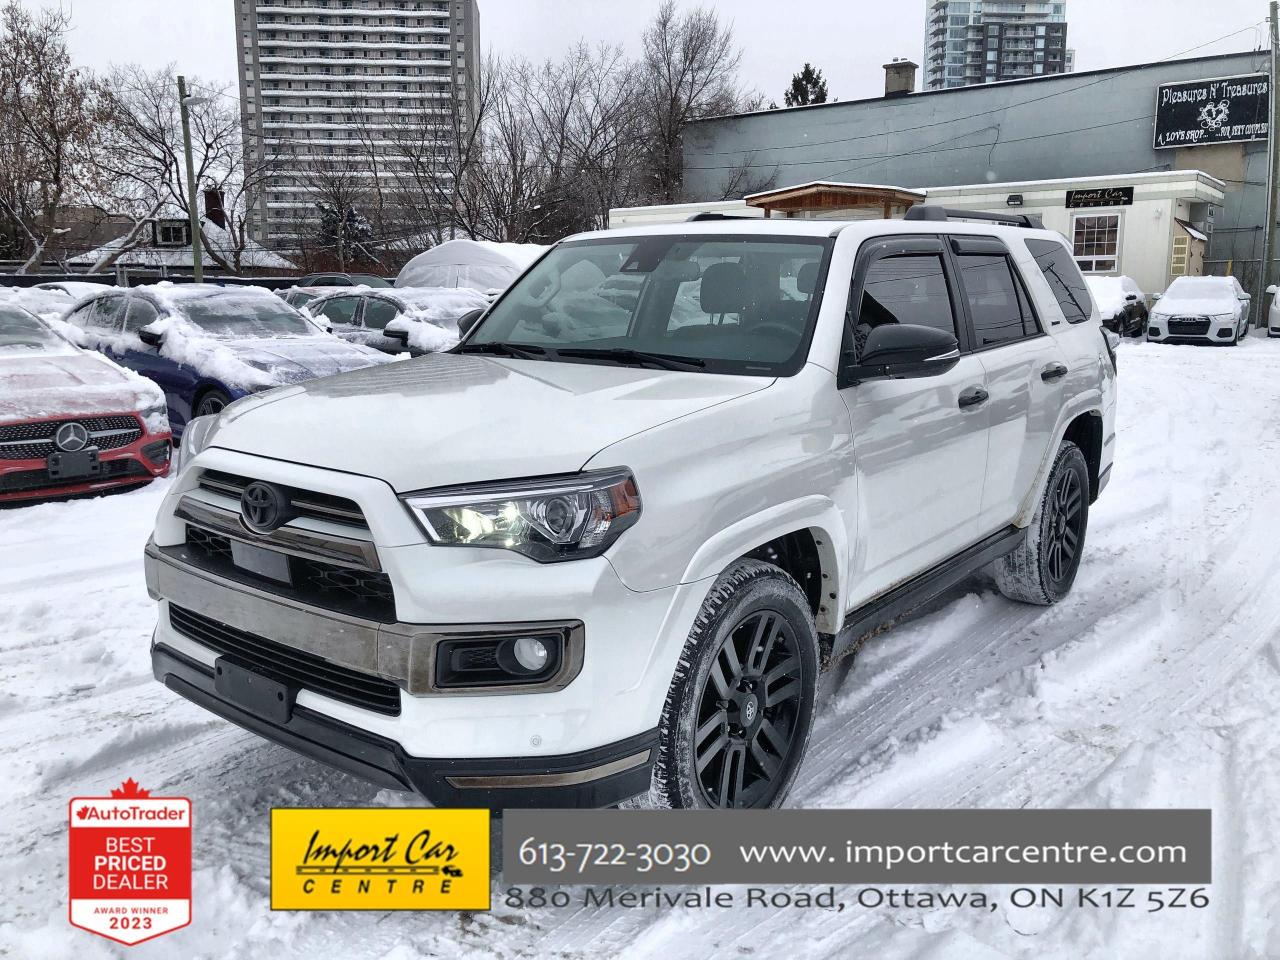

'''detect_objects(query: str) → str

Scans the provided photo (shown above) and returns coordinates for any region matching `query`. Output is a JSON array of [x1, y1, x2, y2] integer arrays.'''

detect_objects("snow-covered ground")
[[2, 335, 1279, 959]]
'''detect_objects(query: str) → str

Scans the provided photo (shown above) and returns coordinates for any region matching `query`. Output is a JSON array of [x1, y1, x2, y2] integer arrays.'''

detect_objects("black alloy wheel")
[[1045, 466, 1084, 587], [195, 389, 231, 418], [693, 609, 805, 809]]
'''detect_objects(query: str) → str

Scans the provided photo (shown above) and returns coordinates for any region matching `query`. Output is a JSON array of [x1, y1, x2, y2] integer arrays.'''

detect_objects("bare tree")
[[93, 64, 282, 273], [638, 1, 746, 204], [0, 1, 102, 272]]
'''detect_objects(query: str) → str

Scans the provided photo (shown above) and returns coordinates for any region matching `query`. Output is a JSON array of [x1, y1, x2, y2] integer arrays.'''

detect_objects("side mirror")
[[457, 307, 485, 336], [138, 328, 163, 348], [1239, 293, 1252, 302], [1125, 293, 1138, 302], [1152, 293, 1162, 301], [840, 324, 960, 386], [1267, 284, 1278, 296], [384, 327, 409, 346]]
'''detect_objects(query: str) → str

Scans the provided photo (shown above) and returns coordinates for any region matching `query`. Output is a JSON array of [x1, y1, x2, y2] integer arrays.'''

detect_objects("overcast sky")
[[22, 0, 1272, 102]]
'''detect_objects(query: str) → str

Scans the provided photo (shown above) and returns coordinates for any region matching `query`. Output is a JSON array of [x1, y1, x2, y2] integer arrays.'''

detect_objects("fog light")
[[512, 637, 549, 672]]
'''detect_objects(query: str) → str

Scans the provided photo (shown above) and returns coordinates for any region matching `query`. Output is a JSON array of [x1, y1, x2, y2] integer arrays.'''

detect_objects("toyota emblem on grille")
[[240, 481, 292, 534], [54, 422, 90, 452]]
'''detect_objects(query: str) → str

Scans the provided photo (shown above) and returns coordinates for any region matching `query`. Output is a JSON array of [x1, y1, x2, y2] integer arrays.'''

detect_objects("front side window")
[[1072, 213, 1120, 273], [362, 298, 398, 329], [852, 253, 957, 345], [956, 254, 1039, 347], [316, 296, 362, 327], [469, 235, 832, 376], [89, 296, 127, 332], [123, 298, 160, 332], [1026, 239, 1093, 324]]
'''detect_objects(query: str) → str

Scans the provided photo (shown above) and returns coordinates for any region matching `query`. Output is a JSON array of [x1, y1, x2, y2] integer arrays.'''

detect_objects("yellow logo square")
[[271, 808, 491, 911]]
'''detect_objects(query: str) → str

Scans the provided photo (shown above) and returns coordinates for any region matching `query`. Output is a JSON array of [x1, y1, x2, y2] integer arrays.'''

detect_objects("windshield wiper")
[[555, 347, 707, 371], [456, 341, 548, 360]]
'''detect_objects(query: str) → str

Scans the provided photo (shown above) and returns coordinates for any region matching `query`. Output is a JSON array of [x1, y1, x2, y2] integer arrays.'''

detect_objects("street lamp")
[[177, 76, 210, 282]]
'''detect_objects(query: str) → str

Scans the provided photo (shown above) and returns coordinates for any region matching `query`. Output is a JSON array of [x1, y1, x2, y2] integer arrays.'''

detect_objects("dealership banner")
[[1154, 73, 1270, 148], [504, 809, 1211, 885]]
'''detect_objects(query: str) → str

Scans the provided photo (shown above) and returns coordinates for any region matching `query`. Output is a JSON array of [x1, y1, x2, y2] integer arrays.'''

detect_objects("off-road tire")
[[994, 441, 1090, 606], [628, 559, 819, 810]]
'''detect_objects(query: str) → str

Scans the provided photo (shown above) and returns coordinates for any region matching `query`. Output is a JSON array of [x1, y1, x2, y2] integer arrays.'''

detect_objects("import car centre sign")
[[1154, 73, 1270, 149]]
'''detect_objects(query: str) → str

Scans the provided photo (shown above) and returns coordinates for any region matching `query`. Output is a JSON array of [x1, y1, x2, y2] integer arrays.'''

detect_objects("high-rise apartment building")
[[234, 0, 481, 247], [924, 1, 1070, 91]]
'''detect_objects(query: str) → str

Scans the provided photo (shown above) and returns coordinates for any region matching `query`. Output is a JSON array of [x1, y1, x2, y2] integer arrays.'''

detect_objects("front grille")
[[1167, 318, 1211, 336], [0, 415, 143, 460], [181, 525, 397, 622], [0, 457, 149, 494], [169, 605, 401, 716], [198, 469, 367, 529]]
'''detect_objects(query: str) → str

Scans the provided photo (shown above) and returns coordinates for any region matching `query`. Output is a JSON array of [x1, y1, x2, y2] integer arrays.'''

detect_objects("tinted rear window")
[[1026, 239, 1093, 324]]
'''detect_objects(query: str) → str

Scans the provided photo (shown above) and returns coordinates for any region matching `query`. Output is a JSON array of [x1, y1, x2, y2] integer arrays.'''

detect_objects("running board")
[[833, 526, 1024, 659]]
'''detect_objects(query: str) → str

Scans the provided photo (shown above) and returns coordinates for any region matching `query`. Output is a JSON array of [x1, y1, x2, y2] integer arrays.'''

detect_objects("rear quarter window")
[[1025, 239, 1095, 324]]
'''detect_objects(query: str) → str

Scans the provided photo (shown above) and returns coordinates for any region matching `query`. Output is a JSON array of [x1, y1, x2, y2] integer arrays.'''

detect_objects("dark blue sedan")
[[62, 284, 393, 436]]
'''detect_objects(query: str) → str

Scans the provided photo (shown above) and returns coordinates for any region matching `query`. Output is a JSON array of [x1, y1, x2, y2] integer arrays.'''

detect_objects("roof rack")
[[904, 206, 1044, 229], [685, 212, 762, 222]]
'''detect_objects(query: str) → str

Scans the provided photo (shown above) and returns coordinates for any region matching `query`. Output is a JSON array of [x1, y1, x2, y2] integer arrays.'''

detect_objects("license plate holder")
[[47, 449, 100, 480], [231, 539, 292, 584], [214, 657, 296, 724]]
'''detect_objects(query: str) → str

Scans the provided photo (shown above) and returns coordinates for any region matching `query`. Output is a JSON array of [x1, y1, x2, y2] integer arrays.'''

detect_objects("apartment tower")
[[924, 1, 1071, 91]]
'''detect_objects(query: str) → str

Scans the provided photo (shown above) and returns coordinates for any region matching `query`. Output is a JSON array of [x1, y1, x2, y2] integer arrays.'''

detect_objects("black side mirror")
[[1125, 294, 1138, 302], [384, 328, 409, 346], [840, 324, 960, 386], [457, 308, 485, 336], [138, 328, 163, 348]]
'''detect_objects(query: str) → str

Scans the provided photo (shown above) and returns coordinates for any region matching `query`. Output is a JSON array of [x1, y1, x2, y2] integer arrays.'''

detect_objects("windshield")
[[178, 296, 318, 338], [1163, 277, 1235, 302], [0, 305, 68, 352], [467, 234, 833, 376]]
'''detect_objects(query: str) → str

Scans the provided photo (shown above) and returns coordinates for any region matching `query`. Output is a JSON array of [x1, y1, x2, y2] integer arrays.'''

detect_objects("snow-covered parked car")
[[395, 239, 547, 295], [307, 287, 490, 355], [0, 302, 171, 503], [279, 285, 347, 311], [1147, 276, 1250, 345], [1084, 275, 1146, 337], [61, 283, 392, 436], [149, 211, 1116, 810], [1266, 283, 1280, 338]]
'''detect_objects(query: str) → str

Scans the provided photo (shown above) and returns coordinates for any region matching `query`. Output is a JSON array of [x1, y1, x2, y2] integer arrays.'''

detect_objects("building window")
[[1072, 213, 1121, 273], [155, 222, 189, 247]]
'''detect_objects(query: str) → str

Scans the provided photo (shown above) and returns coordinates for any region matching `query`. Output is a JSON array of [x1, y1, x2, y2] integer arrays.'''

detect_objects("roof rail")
[[685, 212, 761, 222], [904, 206, 1044, 229]]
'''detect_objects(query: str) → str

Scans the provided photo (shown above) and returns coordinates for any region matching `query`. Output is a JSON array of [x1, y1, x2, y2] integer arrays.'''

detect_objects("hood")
[[1152, 298, 1236, 318], [207, 352, 772, 491], [0, 350, 163, 424], [222, 336, 392, 384]]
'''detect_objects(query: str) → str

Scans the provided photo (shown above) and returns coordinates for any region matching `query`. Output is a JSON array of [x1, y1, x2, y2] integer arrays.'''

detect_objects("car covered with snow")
[[0, 303, 171, 503], [278, 285, 347, 311], [1084, 275, 1146, 337], [1266, 283, 1280, 338], [395, 239, 547, 295], [61, 283, 392, 435], [307, 286, 491, 355], [147, 210, 1116, 810], [1147, 275, 1250, 345]]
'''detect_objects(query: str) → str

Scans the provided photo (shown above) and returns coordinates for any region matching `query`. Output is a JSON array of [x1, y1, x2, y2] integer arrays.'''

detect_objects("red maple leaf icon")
[[110, 778, 150, 799], [76, 806, 91, 820]]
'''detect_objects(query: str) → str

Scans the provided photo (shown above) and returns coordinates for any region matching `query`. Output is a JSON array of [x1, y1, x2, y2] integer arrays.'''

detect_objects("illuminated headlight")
[[180, 414, 219, 465], [401, 468, 641, 562]]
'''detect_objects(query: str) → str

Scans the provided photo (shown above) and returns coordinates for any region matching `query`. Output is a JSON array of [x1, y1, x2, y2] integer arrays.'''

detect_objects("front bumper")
[[0, 426, 171, 503], [1146, 315, 1238, 344], [152, 643, 656, 807]]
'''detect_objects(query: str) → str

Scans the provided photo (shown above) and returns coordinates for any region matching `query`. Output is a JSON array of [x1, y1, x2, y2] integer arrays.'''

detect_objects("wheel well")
[[742, 529, 825, 620], [1063, 412, 1103, 501]]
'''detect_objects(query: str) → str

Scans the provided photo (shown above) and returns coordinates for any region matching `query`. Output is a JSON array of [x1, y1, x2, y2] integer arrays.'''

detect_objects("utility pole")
[[177, 75, 205, 283], [1259, 2, 1280, 326]]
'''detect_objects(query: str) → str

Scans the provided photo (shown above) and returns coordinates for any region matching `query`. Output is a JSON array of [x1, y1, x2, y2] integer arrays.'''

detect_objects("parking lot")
[[2, 334, 1279, 959]]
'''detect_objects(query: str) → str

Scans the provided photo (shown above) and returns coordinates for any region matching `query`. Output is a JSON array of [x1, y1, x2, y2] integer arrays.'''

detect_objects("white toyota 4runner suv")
[[147, 208, 1116, 810]]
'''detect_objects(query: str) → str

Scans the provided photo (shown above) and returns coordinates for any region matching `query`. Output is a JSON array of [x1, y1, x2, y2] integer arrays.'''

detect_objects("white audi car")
[[1147, 276, 1250, 346]]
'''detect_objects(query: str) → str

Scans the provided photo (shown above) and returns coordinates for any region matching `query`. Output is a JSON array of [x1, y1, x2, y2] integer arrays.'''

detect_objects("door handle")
[[958, 386, 989, 409], [1041, 363, 1069, 383]]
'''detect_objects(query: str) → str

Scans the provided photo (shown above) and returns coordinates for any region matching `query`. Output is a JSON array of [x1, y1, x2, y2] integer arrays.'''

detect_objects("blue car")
[[62, 284, 393, 436]]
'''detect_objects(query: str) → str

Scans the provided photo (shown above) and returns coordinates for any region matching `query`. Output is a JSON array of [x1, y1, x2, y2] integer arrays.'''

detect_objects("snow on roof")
[[68, 218, 296, 270], [395, 239, 548, 292], [745, 180, 928, 202]]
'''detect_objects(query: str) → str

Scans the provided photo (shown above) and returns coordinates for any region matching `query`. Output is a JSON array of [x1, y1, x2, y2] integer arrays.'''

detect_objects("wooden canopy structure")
[[745, 181, 927, 219]]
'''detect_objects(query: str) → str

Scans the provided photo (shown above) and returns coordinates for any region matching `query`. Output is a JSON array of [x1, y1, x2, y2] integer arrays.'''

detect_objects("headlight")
[[180, 414, 219, 464], [401, 468, 641, 562], [140, 399, 169, 430]]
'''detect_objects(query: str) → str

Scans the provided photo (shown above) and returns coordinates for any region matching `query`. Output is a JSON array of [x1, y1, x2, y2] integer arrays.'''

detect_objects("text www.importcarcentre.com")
[[738, 841, 1189, 871]]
